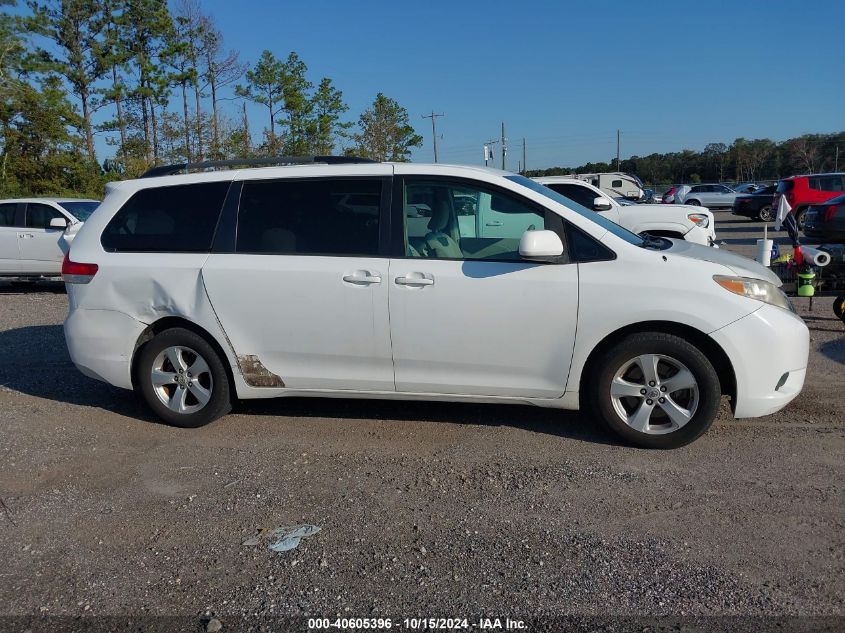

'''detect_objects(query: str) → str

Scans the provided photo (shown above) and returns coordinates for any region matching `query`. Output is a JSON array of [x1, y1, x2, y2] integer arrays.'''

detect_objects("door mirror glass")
[[519, 229, 563, 260], [49, 217, 68, 229], [593, 196, 613, 211]]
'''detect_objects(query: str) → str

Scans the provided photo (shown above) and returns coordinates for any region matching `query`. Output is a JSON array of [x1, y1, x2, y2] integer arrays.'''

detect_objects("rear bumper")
[[709, 304, 809, 418], [803, 227, 845, 241], [64, 308, 146, 390]]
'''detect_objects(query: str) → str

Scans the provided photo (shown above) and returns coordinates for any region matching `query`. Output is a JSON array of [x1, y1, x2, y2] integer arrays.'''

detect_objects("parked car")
[[773, 173, 845, 230], [732, 183, 762, 194], [663, 184, 691, 205], [731, 185, 777, 222], [0, 198, 99, 279], [803, 194, 845, 242], [683, 184, 739, 208], [62, 157, 807, 449], [534, 177, 715, 245]]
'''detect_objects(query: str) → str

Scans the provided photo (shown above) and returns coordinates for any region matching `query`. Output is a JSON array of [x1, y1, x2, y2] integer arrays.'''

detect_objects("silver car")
[[683, 184, 738, 209]]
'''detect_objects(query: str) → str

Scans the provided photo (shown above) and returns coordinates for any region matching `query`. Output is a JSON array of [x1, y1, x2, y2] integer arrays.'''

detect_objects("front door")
[[19, 203, 68, 274], [202, 173, 395, 392], [388, 176, 578, 398], [0, 203, 21, 274]]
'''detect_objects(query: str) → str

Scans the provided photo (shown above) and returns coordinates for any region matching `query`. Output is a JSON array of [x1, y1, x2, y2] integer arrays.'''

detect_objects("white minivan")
[[62, 158, 808, 448]]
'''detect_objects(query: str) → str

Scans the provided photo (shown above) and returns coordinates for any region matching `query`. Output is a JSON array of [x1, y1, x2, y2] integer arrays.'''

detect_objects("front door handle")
[[485, 220, 503, 227], [342, 270, 382, 285], [395, 274, 434, 287], [18, 233, 34, 239]]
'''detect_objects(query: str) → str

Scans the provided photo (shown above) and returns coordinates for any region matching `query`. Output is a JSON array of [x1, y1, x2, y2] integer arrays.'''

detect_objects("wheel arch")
[[578, 320, 736, 411], [131, 316, 236, 393]]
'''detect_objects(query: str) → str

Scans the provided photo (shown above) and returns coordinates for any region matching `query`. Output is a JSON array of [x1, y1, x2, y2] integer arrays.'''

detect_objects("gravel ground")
[[0, 210, 842, 632]]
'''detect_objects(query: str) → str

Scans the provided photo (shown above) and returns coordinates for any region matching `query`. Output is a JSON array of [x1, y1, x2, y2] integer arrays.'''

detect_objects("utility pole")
[[522, 138, 526, 174], [422, 111, 444, 162], [616, 129, 620, 171], [836, 145, 840, 171], [501, 121, 507, 170], [484, 139, 499, 167]]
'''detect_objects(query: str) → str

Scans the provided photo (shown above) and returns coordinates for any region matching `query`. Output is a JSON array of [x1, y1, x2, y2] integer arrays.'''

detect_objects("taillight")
[[824, 205, 839, 222], [62, 253, 98, 284]]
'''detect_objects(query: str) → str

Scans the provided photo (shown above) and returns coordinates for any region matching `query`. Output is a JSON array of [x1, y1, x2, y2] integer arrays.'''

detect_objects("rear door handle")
[[395, 274, 434, 287], [18, 233, 34, 238], [342, 270, 382, 285]]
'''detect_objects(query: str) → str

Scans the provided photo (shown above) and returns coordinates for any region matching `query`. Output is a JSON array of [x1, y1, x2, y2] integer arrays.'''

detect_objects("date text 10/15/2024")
[[307, 617, 528, 630]]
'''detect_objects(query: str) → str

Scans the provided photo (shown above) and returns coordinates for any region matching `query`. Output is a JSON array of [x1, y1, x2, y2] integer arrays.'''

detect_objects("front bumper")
[[64, 308, 146, 390], [709, 304, 809, 418]]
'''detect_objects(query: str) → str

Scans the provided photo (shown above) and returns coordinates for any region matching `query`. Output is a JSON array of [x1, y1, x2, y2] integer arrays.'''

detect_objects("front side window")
[[236, 178, 381, 256], [59, 201, 99, 221], [26, 203, 64, 229], [404, 179, 544, 261], [546, 183, 598, 209], [101, 181, 230, 252], [0, 203, 17, 227]]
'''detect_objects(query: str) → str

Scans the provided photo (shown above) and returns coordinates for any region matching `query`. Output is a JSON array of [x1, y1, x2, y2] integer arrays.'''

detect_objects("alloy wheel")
[[150, 345, 214, 414], [609, 354, 699, 435]]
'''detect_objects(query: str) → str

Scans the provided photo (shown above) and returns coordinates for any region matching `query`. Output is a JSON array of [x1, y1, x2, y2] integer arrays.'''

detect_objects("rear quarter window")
[[101, 182, 230, 252]]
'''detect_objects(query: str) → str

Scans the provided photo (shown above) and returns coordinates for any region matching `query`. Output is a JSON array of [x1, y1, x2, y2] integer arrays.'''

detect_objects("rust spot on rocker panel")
[[237, 355, 285, 388]]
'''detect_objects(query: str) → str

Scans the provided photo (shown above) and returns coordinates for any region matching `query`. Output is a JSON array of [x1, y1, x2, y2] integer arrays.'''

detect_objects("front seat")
[[423, 198, 463, 258]]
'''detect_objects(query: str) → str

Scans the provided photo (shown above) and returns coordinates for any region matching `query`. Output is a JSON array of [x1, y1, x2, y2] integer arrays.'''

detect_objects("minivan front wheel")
[[591, 333, 720, 448], [137, 328, 231, 427]]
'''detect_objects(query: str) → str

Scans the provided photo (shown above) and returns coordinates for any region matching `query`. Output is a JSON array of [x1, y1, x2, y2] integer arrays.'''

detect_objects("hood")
[[664, 239, 782, 285]]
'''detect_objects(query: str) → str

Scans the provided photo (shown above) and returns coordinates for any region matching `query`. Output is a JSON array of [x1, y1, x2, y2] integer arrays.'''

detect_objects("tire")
[[685, 199, 701, 207], [795, 208, 807, 230], [758, 205, 775, 223], [589, 332, 721, 449], [834, 295, 845, 322], [136, 327, 231, 427]]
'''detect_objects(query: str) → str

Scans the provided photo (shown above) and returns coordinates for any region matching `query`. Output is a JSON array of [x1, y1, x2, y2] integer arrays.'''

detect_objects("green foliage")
[[527, 132, 845, 185], [349, 92, 422, 162]]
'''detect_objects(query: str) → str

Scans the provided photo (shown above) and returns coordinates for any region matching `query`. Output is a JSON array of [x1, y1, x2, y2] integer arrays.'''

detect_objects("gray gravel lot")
[[0, 210, 843, 630]]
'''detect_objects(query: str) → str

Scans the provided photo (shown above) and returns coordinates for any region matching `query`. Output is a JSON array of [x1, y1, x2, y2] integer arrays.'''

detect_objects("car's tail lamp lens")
[[62, 254, 98, 284], [824, 205, 838, 222]]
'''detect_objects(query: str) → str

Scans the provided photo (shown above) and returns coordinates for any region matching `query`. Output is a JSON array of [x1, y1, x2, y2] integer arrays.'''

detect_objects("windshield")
[[506, 175, 644, 246], [58, 200, 99, 221]]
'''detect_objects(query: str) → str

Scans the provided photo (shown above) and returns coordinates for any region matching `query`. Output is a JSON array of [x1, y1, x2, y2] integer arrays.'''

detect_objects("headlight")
[[713, 275, 792, 311], [688, 213, 710, 228]]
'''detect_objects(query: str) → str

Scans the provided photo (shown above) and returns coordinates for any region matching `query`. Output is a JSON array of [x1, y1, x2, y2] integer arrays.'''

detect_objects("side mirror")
[[49, 217, 68, 229], [593, 196, 613, 211], [519, 229, 563, 260]]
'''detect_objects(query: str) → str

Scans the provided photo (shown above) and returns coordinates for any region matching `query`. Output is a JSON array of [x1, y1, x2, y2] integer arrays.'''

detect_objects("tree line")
[[526, 133, 845, 186], [0, 0, 423, 197]]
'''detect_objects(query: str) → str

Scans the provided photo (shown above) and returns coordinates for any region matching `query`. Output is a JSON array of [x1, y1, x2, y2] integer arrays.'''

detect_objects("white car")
[[62, 159, 808, 449], [533, 177, 715, 245], [0, 197, 100, 279]]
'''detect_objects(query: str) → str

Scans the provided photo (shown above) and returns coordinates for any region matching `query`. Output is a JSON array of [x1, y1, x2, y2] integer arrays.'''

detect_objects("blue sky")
[[26, 0, 845, 169]]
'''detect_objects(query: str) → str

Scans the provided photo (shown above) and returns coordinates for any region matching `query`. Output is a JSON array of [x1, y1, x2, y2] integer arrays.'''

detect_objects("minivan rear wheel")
[[136, 328, 231, 427], [590, 333, 721, 448]]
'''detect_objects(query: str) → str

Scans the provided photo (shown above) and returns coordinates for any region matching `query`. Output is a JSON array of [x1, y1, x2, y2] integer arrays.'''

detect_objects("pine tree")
[[350, 93, 422, 162], [235, 50, 284, 154]]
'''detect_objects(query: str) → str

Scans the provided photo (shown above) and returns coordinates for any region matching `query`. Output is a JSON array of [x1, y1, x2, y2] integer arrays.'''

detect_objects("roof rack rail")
[[140, 155, 377, 178]]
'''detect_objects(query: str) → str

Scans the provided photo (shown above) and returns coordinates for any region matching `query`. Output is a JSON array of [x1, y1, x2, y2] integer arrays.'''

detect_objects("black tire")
[[589, 332, 721, 449], [795, 208, 807, 230], [834, 295, 845, 322], [685, 199, 701, 207], [758, 205, 775, 223], [136, 327, 231, 427]]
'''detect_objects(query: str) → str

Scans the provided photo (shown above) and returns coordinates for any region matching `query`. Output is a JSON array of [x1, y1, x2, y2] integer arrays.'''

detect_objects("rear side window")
[[0, 203, 16, 227], [809, 175, 845, 192], [611, 179, 623, 188], [236, 178, 382, 256], [101, 182, 230, 252], [776, 180, 794, 194], [26, 203, 64, 228]]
